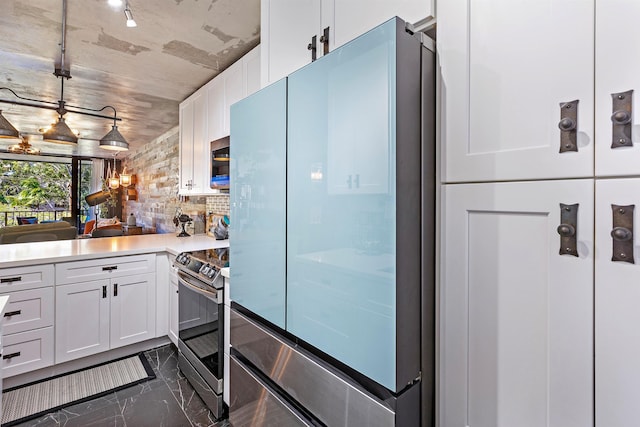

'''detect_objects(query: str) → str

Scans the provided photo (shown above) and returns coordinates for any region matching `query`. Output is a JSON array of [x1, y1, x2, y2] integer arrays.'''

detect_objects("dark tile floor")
[[11, 344, 229, 427]]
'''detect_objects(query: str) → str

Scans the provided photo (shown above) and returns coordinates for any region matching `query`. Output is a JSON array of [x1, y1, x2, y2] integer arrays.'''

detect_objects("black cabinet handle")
[[307, 35, 317, 61], [3, 352, 21, 360], [1, 276, 22, 283], [102, 266, 118, 271], [4, 310, 22, 317], [103, 285, 107, 298], [114, 283, 118, 297], [320, 26, 330, 55]]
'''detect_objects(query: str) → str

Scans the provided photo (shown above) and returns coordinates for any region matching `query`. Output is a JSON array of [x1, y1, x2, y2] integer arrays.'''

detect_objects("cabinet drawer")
[[0, 264, 54, 292], [2, 327, 54, 378], [56, 254, 156, 284], [2, 287, 54, 335]]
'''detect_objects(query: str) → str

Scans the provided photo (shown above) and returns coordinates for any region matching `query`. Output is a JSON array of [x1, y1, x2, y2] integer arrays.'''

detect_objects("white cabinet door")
[[438, 0, 594, 182], [179, 91, 207, 194], [110, 273, 156, 349], [192, 91, 207, 193], [261, 0, 321, 86], [223, 60, 244, 137], [243, 45, 261, 96], [179, 99, 195, 193], [595, 178, 640, 426], [332, 0, 430, 50], [55, 280, 110, 363], [595, 1, 640, 176], [207, 77, 225, 143], [441, 180, 593, 427]]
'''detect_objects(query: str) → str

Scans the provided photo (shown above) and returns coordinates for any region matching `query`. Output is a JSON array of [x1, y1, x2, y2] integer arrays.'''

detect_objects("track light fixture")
[[0, 0, 130, 151], [124, 2, 137, 27]]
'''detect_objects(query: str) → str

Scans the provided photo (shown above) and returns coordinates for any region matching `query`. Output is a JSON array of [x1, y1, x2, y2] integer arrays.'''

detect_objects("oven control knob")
[[207, 268, 217, 278]]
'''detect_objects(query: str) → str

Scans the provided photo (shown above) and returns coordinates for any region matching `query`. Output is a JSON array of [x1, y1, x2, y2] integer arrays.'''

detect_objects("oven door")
[[178, 271, 224, 394]]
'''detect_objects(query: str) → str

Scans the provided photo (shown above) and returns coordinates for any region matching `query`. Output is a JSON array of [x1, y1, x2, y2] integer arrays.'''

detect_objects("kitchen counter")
[[0, 234, 229, 269]]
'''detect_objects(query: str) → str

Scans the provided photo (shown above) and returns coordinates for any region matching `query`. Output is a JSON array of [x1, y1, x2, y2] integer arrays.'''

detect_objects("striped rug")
[[1, 353, 155, 426]]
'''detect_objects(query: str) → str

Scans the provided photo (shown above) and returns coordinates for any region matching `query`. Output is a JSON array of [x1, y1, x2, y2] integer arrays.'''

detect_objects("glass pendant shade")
[[100, 124, 129, 151], [119, 167, 132, 187], [108, 176, 120, 189], [0, 110, 20, 139], [43, 117, 78, 144]]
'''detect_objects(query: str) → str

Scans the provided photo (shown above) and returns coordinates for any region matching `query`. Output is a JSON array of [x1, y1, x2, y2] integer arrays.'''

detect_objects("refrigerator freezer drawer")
[[229, 355, 313, 427], [230, 308, 412, 427]]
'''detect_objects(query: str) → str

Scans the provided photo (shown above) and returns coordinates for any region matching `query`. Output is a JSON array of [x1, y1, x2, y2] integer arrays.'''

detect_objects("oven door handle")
[[177, 271, 220, 303]]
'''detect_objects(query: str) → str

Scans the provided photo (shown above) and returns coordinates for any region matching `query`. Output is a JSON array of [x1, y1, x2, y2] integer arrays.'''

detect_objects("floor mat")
[[1, 352, 155, 426]]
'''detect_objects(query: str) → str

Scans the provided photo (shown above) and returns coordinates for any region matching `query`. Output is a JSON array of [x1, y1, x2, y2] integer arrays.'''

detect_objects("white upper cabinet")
[[595, 1, 640, 176], [179, 90, 207, 194], [439, 0, 595, 182], [261, 0, 322, 86], [179, 45, 261, 195], [261, 0, 431, 86], [332, 0, 430, 49]]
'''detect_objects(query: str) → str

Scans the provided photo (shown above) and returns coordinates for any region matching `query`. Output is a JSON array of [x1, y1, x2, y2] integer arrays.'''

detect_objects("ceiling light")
[[108, 0, 123, 7], [43, 116, 78, 144], [100, 121, 129, 151], [0, 0, 130, 151], [124, 4, 137, 27], [8, 136, 41, 155], [0, 110, 19, 139]]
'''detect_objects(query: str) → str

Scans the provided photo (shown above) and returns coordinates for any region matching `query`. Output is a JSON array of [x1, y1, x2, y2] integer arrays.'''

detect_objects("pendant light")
[[0, 110, 19, 139], [0, 0, 130, 151], [99, 115, 129, 151], [8, 136, 41, 155], [119, 167, 132, 187], [107, 155, 120, 189]]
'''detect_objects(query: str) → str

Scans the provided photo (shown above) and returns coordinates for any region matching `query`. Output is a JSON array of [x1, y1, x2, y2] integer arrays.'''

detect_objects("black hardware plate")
[[612, 204, 635, 263], [559, 100, 579, 153], [611, 90, 633, 149]]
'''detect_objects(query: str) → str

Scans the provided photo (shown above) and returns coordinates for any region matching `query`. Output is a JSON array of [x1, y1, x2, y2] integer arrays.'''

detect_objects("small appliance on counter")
[[174, 214, 193, 237]]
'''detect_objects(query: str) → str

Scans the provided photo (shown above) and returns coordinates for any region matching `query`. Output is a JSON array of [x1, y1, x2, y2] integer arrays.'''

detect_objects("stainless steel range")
[[174, 250, 225, 419]]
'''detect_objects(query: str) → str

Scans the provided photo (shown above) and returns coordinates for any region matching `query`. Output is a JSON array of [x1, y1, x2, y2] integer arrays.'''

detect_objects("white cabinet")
[[179, 90, 207, 194], [439, 0, 595, 182], [442, 180, 594, 426], [595, 1, 640, 176], [0, 264, 55, 378], [595, 178, 640, 426], [56, 273, 156, 363], [180, 45, 261, 196], [439, 1, 640, 424], [260, 0, 432, 86], [55, 255, 156, 364], [55, 279, 110, 362]]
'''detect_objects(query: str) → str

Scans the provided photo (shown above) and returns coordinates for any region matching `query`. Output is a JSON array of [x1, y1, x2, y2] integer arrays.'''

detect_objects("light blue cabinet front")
[[286, 20, 399, 390], [229, 79, 287, 329]]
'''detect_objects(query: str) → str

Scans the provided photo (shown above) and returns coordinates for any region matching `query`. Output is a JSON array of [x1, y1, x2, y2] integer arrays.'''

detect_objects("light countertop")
[[0, 234, 229, 269]]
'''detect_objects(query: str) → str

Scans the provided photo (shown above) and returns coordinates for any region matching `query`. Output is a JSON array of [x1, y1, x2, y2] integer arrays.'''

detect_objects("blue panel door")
[[230, 79, 287, 328], [287, 20, 398, 390]]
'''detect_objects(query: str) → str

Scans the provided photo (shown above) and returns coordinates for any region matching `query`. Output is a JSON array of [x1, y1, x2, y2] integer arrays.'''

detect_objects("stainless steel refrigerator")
[[229, 17, 435, 426]]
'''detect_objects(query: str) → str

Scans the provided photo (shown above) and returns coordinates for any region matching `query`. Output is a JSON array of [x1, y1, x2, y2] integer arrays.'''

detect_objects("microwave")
[[210, 136, 230, 190]]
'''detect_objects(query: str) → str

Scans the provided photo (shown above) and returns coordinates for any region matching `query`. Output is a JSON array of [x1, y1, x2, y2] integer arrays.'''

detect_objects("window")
[[0, 155, 107, 228]]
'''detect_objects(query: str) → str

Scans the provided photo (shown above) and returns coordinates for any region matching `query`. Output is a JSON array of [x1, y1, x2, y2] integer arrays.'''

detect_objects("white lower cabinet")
[[595, 178, 640, 426], [0, 264, 55, 378], [442, 179, 594, 426], [55, 273, 156, 364]]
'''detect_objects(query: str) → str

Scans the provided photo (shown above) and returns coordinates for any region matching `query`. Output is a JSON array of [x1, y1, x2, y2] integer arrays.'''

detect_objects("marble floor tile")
[[9, 344, 228, 427]]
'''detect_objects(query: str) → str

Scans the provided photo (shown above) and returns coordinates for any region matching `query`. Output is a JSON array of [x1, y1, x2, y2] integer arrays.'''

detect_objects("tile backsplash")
[[121, 126, 230, 234]]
